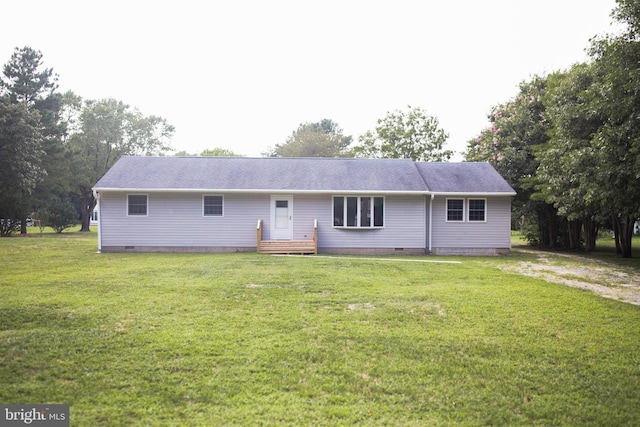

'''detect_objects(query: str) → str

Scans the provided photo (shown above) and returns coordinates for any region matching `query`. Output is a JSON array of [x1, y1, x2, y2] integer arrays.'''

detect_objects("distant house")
[[90, 207, 99, 226], [92, 157, 516, 255]]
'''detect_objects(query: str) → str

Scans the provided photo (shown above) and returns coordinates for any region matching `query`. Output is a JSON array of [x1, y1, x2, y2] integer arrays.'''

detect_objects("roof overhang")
[[93, 188, 427, 195], [93, 187, 515, 196], [429, 191, 517, 197]]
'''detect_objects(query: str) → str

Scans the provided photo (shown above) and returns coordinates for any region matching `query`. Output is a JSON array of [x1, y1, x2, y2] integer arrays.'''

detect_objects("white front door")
[[270, 195, 293, 240]]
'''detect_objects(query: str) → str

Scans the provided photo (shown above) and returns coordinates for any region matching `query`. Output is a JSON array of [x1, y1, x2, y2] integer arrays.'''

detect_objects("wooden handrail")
[[256, 219, 263, 247], [313, 219, 318, 253]]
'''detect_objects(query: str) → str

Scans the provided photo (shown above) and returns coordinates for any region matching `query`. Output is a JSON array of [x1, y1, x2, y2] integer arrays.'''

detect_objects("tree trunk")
[[548, 206, 556, 247], [548, 205, 560, 248], [79, 192, 96, 232], [613, 216, 634, 258], [621, 216, 634, 258], [583, 217, 597, 252], [19, 213, 27, 234], [19, 191, 30, 234], [568, 219, 582, 250], [613, 216, 622, 255]]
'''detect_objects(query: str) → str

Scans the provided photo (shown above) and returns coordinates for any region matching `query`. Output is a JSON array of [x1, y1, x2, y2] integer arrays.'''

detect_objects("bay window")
[[333, 196, 384, 228]]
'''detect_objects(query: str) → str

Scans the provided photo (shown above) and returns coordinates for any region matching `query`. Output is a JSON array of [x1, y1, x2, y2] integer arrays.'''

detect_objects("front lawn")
[[1, 233, 639, 426]]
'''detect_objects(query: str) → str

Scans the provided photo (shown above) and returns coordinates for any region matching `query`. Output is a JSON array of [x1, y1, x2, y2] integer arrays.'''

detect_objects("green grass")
[[1, 232, 640, 426]]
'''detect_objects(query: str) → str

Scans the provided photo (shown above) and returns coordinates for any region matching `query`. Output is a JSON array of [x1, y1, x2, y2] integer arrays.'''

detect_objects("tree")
[[579, 0, 640, 257], [612, 0, 640, 37], [0, 47, 61, 234], [465, 78, 565, 247], [463, 1, 640, 258], [46, 195, 77, 233], [68, 98, 174, 231], [535, 64, 606, 251], [266, 119, 353, 157], [0, 96, 43, 236], [352, 106, 452, 161], [0, 46, 58, 105], [173, 148, 243, 156], [199, 148, 243, 157]]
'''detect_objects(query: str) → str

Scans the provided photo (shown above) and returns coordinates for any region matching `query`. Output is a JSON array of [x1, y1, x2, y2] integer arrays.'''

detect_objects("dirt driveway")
[[500, 249, 640, 305]]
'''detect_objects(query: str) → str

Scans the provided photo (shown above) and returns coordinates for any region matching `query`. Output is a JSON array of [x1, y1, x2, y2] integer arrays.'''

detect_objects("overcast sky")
[[2, 0, 620, 160]]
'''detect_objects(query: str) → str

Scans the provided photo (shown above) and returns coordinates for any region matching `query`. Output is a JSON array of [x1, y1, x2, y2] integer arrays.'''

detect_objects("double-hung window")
[[128, 195, 148, 216], [333, 196, 384, 228], [468, 199, 486, 222], [203, 195, 223, 216], [446, 199, 464, 222], [446, 198, 487, 222]]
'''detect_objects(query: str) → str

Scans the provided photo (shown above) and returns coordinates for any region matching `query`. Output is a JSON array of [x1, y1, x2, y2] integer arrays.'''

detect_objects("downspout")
[[94, 190, 102, 253], [428, 194, 434, 254]]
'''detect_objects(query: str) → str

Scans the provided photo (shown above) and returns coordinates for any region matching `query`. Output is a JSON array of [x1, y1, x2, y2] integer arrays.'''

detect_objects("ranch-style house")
[[92, 156, 516, 255]]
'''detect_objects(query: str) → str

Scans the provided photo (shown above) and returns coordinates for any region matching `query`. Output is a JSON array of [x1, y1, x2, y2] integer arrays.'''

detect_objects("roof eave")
[[429, 191, 517, 197], [92, 188, 516, 196], [92, 187, 429, 195]]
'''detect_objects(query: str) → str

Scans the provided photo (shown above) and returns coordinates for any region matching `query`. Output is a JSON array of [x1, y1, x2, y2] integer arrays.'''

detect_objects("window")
[[333, 196, 384, 228], [128, 195, 147, 216], [373, 197, 384, 227], [203, 195, 223, 216], [446, 198, 488, 222], [333, 197, 344, 226], [468, 199, 486, 222], [447, 199, 464, 222]]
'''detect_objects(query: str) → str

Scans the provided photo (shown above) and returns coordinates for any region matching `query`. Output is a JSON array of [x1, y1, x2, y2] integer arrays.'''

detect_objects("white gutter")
[[428, 191, 517, 197], [91, 188, 432, 195], [93, 190, 102, 253], [428, 194, 434, 253], [92, 188, 516, 197]]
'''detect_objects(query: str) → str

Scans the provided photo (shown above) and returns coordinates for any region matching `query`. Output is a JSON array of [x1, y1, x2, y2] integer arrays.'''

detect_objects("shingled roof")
[[93, 156, 515, 195], [415, 162, 516, 194]]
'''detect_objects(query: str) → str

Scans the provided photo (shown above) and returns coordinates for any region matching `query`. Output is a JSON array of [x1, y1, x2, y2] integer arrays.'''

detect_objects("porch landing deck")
[[257, 219, 317, 255]]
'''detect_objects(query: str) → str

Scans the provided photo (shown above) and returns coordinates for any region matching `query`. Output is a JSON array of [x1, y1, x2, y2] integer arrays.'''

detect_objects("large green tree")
[[352, 106, 452, 161], [68, 98, 174, 231], [0, 46, 57, 105], [535, 0, 640, 258], [267, 119, 352, 157], [174, 148, 243, 157], [585, 14, 640, 257], [0, 97, 42, 236], [535, 63, 607, 251], [0, 47, 63, 234], [464, 0, 640, 257], [464, 77, 567, 247]]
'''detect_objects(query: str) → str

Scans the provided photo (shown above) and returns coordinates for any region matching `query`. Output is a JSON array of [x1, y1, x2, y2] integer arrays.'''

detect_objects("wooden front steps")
[[256, 219, 317, 255], [258, 240, 317, 254]]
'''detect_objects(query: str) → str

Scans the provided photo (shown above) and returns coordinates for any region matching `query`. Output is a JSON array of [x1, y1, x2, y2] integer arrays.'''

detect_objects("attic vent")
[[125, 246, 135, 250], [395, 248, 404, 252]]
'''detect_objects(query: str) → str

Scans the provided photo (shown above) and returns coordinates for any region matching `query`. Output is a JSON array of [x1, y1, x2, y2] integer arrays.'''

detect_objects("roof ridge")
[[412, 161, 431, 192]]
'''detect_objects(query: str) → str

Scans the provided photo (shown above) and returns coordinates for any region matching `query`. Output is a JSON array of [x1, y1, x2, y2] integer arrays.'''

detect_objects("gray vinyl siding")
[[430, 195, 512, 249], [100, 192, 269, 248], [99, 192, 426, 250], [293, 194, 426, 249]]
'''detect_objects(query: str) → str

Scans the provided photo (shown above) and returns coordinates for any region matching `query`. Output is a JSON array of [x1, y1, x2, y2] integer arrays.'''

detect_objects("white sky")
[[2, 0, 620, 160]]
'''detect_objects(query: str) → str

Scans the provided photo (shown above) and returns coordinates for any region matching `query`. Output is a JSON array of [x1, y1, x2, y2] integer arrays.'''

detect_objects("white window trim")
[[127, 194, 148, 217], [468, 198, 488, 222], [445, 198, 488, 223], [332, 195, 385, 229], [202, 194, 224, 217], [445, 198, 465, 223]]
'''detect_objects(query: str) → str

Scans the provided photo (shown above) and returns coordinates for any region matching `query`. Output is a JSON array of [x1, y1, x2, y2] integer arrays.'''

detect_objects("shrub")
[[46, 197, 77, 233]]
